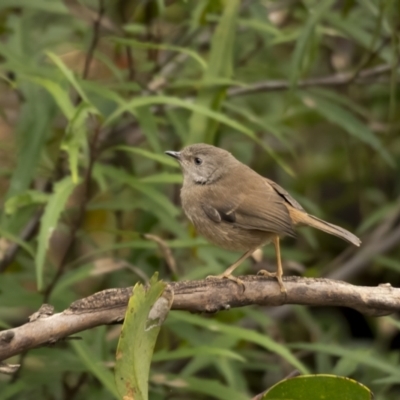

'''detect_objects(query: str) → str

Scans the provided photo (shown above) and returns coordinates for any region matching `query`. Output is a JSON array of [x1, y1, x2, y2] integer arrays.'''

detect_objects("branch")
[[1, 276, 399, 363], [227, 64, 395, 97]]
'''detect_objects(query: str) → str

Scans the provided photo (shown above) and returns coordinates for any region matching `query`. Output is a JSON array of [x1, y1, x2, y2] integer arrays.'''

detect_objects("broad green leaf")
[[291, 343, 400, 378], [115, 274, 168, 400], [260, 374, 372, 400], [71, 340, 119, 399], [290, 0, 334, 86], [171, 312, 309, 374], [188, 0, 240, 144], [5, 190, 49, 215], [113, 37, 207, 70], [301, 92, 394, 166], [35, 177, 77, 290]]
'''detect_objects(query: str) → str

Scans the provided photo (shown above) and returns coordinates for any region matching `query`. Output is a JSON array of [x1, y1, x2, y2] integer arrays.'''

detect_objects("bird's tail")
[[288, 208, 361, 247]]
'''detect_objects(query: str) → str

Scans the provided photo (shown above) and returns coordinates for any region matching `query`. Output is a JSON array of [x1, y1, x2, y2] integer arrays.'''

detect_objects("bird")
[[165, 143, 361, 293]]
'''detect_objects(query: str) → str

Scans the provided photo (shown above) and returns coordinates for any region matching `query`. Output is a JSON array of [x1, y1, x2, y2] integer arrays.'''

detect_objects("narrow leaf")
[[188, 0, 240, 143], [46, 51, 91, 105], [71, 340, 119, 399], [113, 38, 207, 70], [290, 0, 334, 86], [172, 312, 309, 375], [35, 177, 77, 290], [302, 92, 394, 166]]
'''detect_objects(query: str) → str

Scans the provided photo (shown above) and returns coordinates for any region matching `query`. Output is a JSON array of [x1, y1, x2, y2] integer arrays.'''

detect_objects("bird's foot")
[[258, 269, 287, 294], [206, 273, 245, 292]]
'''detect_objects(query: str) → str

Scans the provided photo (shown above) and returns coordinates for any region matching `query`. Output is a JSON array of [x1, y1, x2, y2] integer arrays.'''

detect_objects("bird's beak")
[[165, 150, 181, 161]]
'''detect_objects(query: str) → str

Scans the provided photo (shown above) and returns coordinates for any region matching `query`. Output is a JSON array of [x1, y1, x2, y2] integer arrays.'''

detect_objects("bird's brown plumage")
[[165, 143, 361, 292]]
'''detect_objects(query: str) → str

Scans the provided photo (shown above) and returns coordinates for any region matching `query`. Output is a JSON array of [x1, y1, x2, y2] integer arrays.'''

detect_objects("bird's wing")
[[264, 178, 305, 211], [201, 176, 295, 237]]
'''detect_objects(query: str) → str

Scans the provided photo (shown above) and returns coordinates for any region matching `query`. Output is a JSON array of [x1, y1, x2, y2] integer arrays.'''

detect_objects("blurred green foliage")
[[0, 0, 399, 399]]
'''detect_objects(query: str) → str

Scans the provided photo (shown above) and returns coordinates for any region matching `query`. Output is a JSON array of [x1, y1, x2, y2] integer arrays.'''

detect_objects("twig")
[[227, 64, 395, 97], [1, 276, 399, 363], [143, 233, 178, 275], [0, 209, 43, 272], [82, 0, 106, 80]]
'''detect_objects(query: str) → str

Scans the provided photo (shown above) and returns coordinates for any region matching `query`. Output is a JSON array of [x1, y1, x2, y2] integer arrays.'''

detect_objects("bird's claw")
[[258, 269, 287, 295], [206, 273, 245, 292]]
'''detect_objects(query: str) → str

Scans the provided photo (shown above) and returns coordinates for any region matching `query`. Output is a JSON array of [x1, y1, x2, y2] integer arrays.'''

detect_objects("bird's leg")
[[206, 248, 255, 289], [258, 236, 286, 293]]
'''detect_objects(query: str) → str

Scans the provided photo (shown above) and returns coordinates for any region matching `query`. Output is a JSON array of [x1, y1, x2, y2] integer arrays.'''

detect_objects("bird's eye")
[[194, 157, 202, 165]]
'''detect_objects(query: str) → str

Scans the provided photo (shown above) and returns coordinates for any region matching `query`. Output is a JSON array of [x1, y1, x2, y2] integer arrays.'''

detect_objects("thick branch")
[[1, 276, 399, 362]]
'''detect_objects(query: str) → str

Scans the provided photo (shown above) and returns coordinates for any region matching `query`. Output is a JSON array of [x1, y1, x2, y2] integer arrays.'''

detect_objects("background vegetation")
[[0, 0, 399, 399]]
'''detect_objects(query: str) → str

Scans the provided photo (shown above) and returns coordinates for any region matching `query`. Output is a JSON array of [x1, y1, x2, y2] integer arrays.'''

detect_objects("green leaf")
[[111, 145, 180, 168], [2, 83, 56, 232], [115, 274, 169, 400], [0, 0, 68, 13], [112, 37, 207, 71], [140, 173, 183, 184], [154, 374, 249, 400], [63, 102, 98, 183], [35, 177, 77, 290], [3, 84, 55, 201], [25, 76, 75, 119], [5, 190, 49, 215], [188, 0, 240, 144], [260, 374, 372, 400], [71, 340, 119, 399], [375, 256, 400, 273], [238, 17, 281, 37], [153, 346, 246, 363], [98, 164, 179, 217], [290, 0, 334, 86], [106, 97, 295, 175], [291, 342, 400, 378], [135, 105, 162, 153], [0, 227, 35, 258], [301, 92, 394, 166], [171, 312, 310, 374], [106, 96, 251, 137], [46, 51, 91, 105]]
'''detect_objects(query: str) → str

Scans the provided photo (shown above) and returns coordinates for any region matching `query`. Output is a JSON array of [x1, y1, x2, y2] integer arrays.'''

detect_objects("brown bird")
[[165, 143, 361, 292]]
